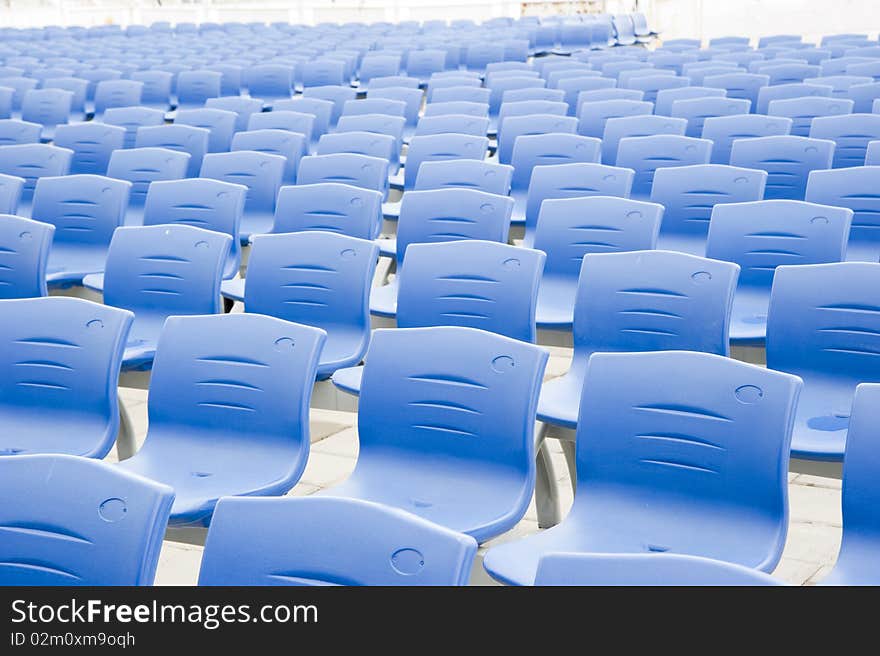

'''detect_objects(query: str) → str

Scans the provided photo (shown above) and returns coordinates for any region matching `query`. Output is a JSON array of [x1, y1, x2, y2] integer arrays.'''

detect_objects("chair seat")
[[120, 437, 301, 526], [121, 338, 158, 371], [388, 168, 404, 189], [729, 289, 770, 344], [81, 272, 103, 292], [123, 206, 145, 226], [46, 250, 107, 286], [376, 237, 395, 258], [316, 330, 368, 379], [324, 459, 532, 542], [240, 210, 276, 242], [536, 369, 584, 429], [220, 277, 245, 302], [536, 278, 577, 329], [382, 200, 400, 220], [369, 278, 399, 317], [0, 413, 114, 458], [789, 375, 859, 460], [330, 364, 364, 396]]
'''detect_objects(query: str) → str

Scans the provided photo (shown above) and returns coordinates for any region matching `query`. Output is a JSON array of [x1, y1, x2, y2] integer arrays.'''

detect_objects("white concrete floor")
[[113, 345, 843, 586]]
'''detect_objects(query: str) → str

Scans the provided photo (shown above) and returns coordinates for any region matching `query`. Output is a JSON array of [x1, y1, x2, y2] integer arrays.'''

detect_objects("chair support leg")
[[116, 398, 137, 461], [534, 421, 561, 529]]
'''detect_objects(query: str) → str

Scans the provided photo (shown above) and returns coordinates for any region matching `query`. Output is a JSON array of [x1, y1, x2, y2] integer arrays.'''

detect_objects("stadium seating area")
[[1, 11, 880, 587]]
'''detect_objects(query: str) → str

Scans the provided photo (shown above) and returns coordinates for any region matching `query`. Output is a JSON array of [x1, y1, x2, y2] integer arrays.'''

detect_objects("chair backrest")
[[205, 96, 264, 132], [397, 240, 544, 343], [297, 153, 389, 196], [0, 144, 73, 200], [415, 114, 490, 138], [0, 454, 172, 585], [729, 135, 835, 200], [423, 99, 489, 117], [617, 135, 714, 197], [135, 124, 209, 178], [274, 97, 335, 139], [0, 76, 38, 111], [230, 128, 307, 184], [106, 132, 189, 198], [809, 113, 880, 168], [246, 109, 316, 143], [317, 131, 395, 165], [21, 88, 72, 129], [176, 69, 222, 108], [403, 134, 489, 189], [302, 85, 357, 123], [701, 114, 793, 164], [670, 96, 752, 137], [805, 166, 880, 259], [414, 159, 513, 196], [498, 114, 577, 165], [848, 81, 880, 113], [245, 63, 292, 101], [406, 49, 447, 81], [93, 79, 143, 116], [524, 162, 635, 244], [755, 82, 833, 116], [0, 296, 133, 457], [336, 113, 406, 144], [53, 122, 125, 176], [601, 114, 686, 164], [143, 178, 246, 279], [102, 106, 165, 148], [654, 85, 726, 116], [199, 496, 477, 586], [301, 59, 346, 88], [767, 262, 880, 381], [572, 249, 738, 358], [103, 224, 230, 326], [706, 199, 851, 291], [569, 349, 800, 570], [130, 70, 173, 109], [0, 118, 42, 146], [497, 99, 568, 134], [357, 325, 548, 474], [0, 215, 54, 298], [245, 231, 378, 342], [396, 188, 513, 265], [503, 87, 565, 106], [0, 173, 23, 215], [199, 150, 286, 216], [368, 86, 423, 126], [175, 108, 237, 153], [272, 182, 383, 240], [510, 133, 602, 194], [702, 72, 770, 107]]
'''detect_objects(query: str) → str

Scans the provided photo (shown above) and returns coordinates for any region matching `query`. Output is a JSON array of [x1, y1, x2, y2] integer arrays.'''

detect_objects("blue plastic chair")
[[93, 79, 143, 117], [702, 72, 770, 108], [487, 76, 546, 118], [427, 77, 483, 103], [806, 166, 880, 261], [624, 74, 691, 105], [809, 113, 880, 168], [423, 99, 489, 117], [707, 200, 851, 345], [245, 110, 315, 148], [414, 159, 513, 196], [199, 496, 477, 586], [729, 135, 835, 201], [701, 114, 793, 164], [415, 114, 490, 138], [30, 173, 130, 286], [761, 63, 821, 86], [274, 97, 335, 143], [617, 135, 713, 199], [53, 122, 125, 176], [0, 77, 38, 112], [83, 224, 230, 371], [301, 59, 346, 89], [175, 108, 236, 153], [270, 182, 383, 240], [0, 144, 73, 210], [336, 113, 405, 174], [768, 96, 854, 138], [821, 383, 880, 584], [0, 454, 172, 585], [368, 87, 423, 128], [0, 215, 53, 298], [523, 162, 636, 247], [754, 82, 833, 117], [0, 119, 41, 146], [0, 296, 132, 458], [106, 147, 190, 224], [118, 313, 324, 527], [102, 106, 165, 149], [670, 96, 752, 137], [341, 97, 407, 122], [403, 134, 488, 190], [175, 70, 222, 109], [245, 64, 292, 103], [554, 77, 614, 115], [230, 128, 307, 185], [533, 196, 663, 329], [497, 114, 577, 165], [297, 153, 389, 200], [484, 349, 802, 585], [497, 100, 568, 135], [651, 163, 767, 255], [358, 55, 402, 89], [302, 85, 357, 125], [135, 124, 209, 178], [535, 552, 784, 586], [601, 114, 687, 165], [577, 99, 654, 141], [323, 326, 547, 542], [131, 70, 173, 111], [317, 131, 395, 171], [143, 178, 246, 280], [766, 262, 880, 461], [20, 88, 72, 140], [653, 85, 727, 117], [371, 188, 513, 318], [537, 250, 737, 429], [847, 82, 880, 113], [199, 150, 286, 242], [205, 96, 264, 132]]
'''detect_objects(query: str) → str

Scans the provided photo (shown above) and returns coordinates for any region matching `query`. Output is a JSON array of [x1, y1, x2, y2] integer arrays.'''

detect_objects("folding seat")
[[175, 108, 236, 153], [321, 325, 546, 542], [429, 87, 491, 106], [576, 98, 653, 141], [703, 72, 770, 108], [143, 178, 247, 280], [805, 166, 880, 261], [301, 59, 347, 89], [135, 124, 209, 178], [274, 97, 335, 143], [200, 150, 285, 242], [245, 63, 293, 103], [368, 87, 424, 132], [713, 52, 765, 68], [230, 128, 306, 186], [0, 215, 53, 299], [765, 262, 880, 461], [649, 52, 697, 76], [0, 144, 73, 210], [702, 114, 793, 164], [819, 383, 880, 584], [485, 349, 801, 585], [302, 85, 357, 125], [203, 97, 261, 134], [342, 97, 407, 122], [33, 170, 130, 284], [847, 82, 880, 113], [537, 246, 737, 438], [502, 88, 566, 109], [82, 224, 231, 372], [601, 114, 687, 165], [534, 553, 785, 586], [269, 182, 383, 240], [809, 113, 880, 168], [706, 200, 851, 345], [497, 100, 568, 136], [116, 312, 322, 527], [106, 147, 190, 224], [102, 106, 166, 149], [414, 159, 513, 197], [0, 297, 132, 458], [0, 454, 172, 584], [130, 70, 173, 111], [414, 114, 489, 138], [370, 188, 513, 318], [92, 79, 143, 117], [402, 134, 488, 192], [0, 118, 41, 146], [335, 112, 406, 173], [671, 96, 751, 137], [465, 43, 506, 72], [729, 135, 835, 200], [601, 60, 650, 80], [651, 163, 767, 255], [0, 173, 24, 215]]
